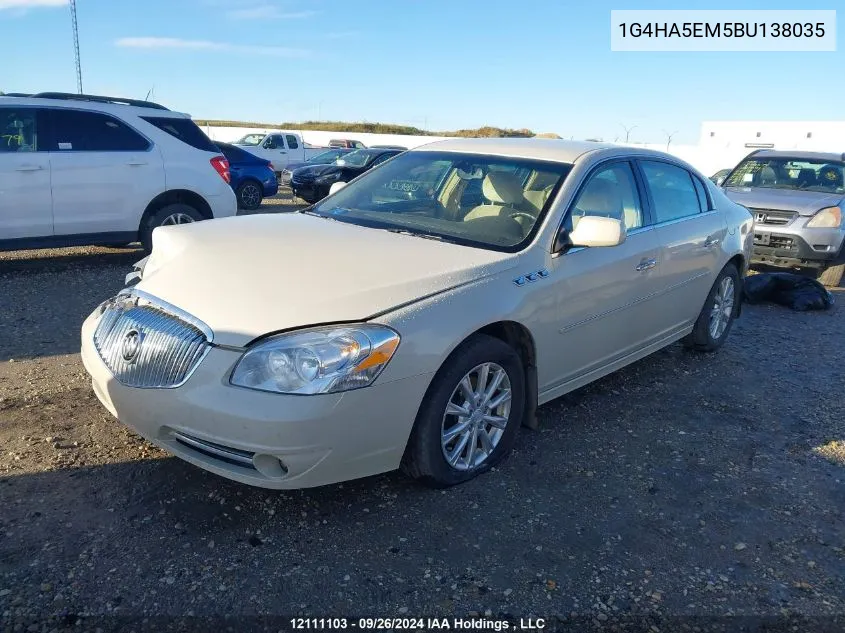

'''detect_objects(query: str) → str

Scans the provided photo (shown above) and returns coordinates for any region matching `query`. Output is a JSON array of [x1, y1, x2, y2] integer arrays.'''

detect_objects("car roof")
[[748, 149, 845, 163], [412, 138, 622, 164], [0, 94, 190, 119]]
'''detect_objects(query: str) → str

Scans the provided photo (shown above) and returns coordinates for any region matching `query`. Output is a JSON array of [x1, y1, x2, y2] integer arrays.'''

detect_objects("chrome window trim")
[[651, 209, 718, 229]]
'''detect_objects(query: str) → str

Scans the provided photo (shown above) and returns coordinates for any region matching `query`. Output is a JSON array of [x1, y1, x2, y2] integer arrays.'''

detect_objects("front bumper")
[[80, 312, 432, 489], [290, 181, 328, 203], [751, 224, 844, 269]]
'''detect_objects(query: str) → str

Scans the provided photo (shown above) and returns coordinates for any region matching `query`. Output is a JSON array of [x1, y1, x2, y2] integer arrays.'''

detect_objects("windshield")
[[234, 133, 265, 146], [309, 149, 345, 163], [311, 151, 571, 251], [336, 149, 376, 167], [725, 157, 845, 194]]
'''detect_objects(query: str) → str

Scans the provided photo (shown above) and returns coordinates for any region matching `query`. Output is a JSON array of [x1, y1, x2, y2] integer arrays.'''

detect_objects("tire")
[[683, 262, 741, 353], [140, 203, 205, 253], [400, 334, 525, 488], [817, 263, 844, 288], [236, 180, 263, 211]]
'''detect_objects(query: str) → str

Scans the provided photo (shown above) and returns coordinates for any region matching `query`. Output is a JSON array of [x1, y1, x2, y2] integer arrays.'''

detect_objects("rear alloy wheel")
[[683, 263, 740, 352], [140, 203, 205, 253], [237, 181, 263, 211], [817, 263, 844, 288], [401, 334, 524, 487]]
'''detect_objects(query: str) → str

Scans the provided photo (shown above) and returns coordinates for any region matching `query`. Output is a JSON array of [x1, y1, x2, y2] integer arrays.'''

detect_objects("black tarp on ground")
[[744, 272, 835, 311]]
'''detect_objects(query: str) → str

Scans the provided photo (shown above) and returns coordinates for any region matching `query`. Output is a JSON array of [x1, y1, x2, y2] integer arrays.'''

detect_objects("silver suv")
[[722, 150, 845, 286]]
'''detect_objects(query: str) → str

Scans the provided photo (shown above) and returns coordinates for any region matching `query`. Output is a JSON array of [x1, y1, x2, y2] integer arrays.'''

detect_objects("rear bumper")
[[262, 180, 279, 197], [751, 224, 844, 269], [206, 188, 238, 219]]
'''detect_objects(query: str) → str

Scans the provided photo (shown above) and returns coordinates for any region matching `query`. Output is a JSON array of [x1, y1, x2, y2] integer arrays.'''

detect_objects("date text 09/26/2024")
[[290, 618, 547, 631]]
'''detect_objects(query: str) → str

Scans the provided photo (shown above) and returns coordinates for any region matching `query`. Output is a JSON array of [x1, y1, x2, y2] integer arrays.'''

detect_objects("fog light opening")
[[253, 453, 288, 478]]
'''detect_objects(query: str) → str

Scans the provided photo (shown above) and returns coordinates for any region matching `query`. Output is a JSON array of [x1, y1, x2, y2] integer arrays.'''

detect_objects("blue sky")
[[1, 0, 842, 143]]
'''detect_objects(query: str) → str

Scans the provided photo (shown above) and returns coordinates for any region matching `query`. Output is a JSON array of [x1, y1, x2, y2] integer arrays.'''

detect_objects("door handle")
[[704, 236, 721, 248], [126, 161, 148, 166], [278, 151, 287, 154], [15, 164, 43, 172], [635, 257, 657, 272]]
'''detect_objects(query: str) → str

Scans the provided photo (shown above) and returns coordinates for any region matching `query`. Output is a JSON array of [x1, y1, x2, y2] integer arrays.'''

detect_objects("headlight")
[[230, 324, 400, 395], [807, 206, 842, 228]]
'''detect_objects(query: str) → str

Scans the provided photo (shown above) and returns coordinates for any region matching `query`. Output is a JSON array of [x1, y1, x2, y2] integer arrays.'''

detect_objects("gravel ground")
[[1, 204, 844, 631]]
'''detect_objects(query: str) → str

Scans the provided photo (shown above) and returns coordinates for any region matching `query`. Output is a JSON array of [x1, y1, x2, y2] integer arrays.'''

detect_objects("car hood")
[[724, 187, 843, 216], [294, 164, 339, 178], [135, 213, 518, 346]]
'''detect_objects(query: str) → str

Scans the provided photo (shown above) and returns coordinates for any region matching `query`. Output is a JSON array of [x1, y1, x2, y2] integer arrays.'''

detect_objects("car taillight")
[[210, 156, 230, 183], [268, 162, 276, 171]]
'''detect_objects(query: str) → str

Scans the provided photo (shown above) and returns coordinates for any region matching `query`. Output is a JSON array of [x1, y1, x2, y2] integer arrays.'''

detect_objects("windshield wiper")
[[383, 228, 446, 242]]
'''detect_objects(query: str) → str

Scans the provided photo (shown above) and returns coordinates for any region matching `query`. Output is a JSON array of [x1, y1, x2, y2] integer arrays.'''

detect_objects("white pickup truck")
[[232, 131, 325, 174]]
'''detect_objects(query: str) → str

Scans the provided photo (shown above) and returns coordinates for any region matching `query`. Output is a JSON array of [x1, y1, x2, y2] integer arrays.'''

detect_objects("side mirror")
[[568, 216, 626, 248], [329, 181, 347, 196]]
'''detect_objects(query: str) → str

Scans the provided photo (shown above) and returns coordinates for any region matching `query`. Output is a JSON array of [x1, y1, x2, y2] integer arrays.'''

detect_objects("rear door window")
[[47, 109, 150, 152], [141, 116, 218, 152], [692, 176, 710, 211], [639, 160, 702, 223], [285, 134, 299, 149]]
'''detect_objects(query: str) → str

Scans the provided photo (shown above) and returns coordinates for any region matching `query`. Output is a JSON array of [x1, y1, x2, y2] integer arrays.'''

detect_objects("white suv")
[[0, 92, 237, 252]]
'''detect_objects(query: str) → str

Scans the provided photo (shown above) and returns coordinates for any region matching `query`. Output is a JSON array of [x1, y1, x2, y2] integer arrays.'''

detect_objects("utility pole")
[[620, 123, 637, 143], [69, 0, 83, 94], [663, 129, 678, 151]]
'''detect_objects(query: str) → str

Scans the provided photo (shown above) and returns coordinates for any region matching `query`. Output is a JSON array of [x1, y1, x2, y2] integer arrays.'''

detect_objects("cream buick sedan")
[[81, 139, 753, 489]]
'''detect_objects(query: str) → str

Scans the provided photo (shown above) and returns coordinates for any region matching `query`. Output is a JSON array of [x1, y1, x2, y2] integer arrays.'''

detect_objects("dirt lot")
[[1, 198, 844, 631]]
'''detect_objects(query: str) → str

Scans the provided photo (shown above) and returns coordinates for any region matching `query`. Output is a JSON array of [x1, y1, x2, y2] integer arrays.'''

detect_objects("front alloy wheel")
[[402, 334, 524, 487], [440, 362, 512, 471]]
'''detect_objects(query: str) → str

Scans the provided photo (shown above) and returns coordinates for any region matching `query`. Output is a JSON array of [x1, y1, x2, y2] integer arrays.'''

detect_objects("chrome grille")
[[92, 292, 211, 389], [750, 208, 797, 226]]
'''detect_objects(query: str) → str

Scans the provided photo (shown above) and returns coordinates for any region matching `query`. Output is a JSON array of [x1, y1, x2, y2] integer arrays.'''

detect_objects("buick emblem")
[[121, 329, 143, 363]]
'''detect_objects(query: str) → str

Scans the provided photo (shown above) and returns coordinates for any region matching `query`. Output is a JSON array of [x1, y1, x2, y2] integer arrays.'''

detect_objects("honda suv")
[[0, 92, 237, 253], [723, 149, 845, 286]]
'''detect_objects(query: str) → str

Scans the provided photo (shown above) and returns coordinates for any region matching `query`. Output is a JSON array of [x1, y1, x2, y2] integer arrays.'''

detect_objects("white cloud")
[[226, 5, 317, 20], [0, 0, 66, 10], [115, 37, 310, 58]]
